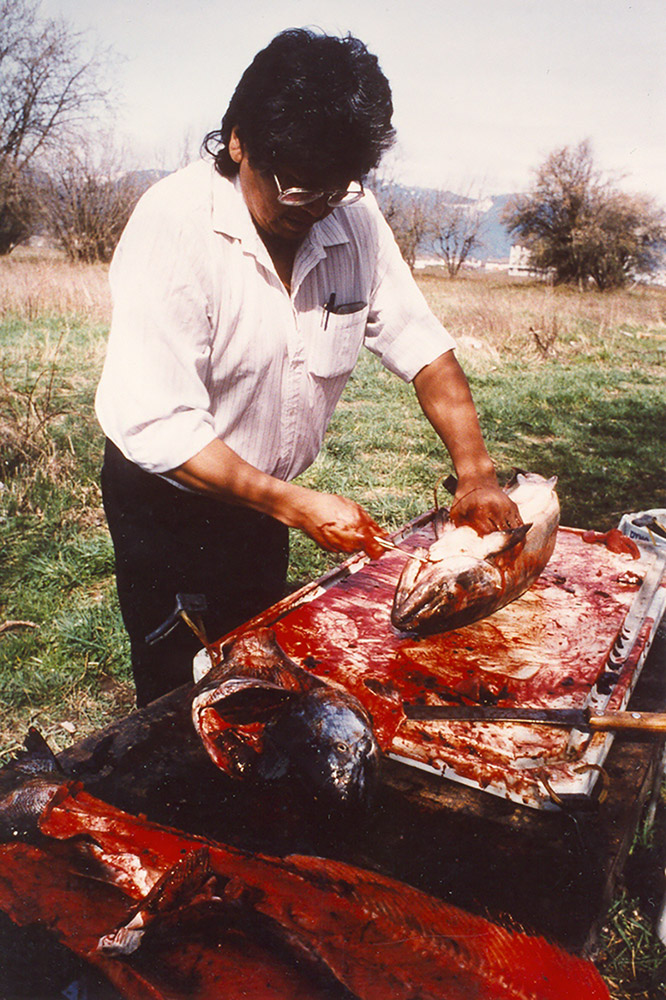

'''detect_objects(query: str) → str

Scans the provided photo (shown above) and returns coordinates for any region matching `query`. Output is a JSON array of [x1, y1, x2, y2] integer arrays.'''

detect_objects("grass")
[[1, 251, 665, 996]]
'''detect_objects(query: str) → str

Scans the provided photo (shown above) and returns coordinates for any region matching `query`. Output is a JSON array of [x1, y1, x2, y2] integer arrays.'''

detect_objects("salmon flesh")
[[391, 473, 560, 634], [3, 785, 607, 1000]]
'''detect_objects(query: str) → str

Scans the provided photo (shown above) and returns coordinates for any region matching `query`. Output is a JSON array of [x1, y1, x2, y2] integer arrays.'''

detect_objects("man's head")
[[205, 28, 395, 185]]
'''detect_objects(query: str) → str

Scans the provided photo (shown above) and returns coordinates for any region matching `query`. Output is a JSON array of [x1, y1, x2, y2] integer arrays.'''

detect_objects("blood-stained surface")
[[0, 787, 611, 1000], [214, 526, 666, 808]]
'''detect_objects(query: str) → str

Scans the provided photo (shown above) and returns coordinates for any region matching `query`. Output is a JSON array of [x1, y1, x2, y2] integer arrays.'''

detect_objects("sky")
[[39, 0, 666, 203]]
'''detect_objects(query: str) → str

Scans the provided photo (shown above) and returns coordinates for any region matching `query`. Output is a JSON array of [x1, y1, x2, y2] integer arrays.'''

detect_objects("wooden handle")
[[589, 711, 666, 733]]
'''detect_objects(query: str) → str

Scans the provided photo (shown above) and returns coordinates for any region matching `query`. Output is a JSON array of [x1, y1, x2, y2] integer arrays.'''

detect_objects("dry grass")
[[0, 245, 111, 322], [416, 270, 666, 366], [2, 246, 665, 353]]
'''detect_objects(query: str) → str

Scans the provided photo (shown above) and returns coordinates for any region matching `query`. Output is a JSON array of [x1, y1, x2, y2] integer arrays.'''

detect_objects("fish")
[[191, 627, 380, 812], [391, 472, 560, 634], [0, 727, 71, 838], [16, 785, 608, 1000]]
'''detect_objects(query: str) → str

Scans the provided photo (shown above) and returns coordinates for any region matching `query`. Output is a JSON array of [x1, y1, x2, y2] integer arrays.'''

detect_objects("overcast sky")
[[40, 0, 666, 203]]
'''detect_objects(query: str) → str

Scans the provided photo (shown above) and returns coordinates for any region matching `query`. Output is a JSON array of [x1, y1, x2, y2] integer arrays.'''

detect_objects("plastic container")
[[619, 509, 666, 551]]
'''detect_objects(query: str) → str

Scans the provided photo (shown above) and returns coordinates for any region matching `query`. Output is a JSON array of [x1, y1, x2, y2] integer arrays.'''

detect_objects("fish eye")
[[336, 742, 348, 754]]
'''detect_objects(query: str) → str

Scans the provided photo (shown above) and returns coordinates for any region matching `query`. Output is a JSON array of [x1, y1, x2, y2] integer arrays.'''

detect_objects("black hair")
[[203, 28, 395, 181]]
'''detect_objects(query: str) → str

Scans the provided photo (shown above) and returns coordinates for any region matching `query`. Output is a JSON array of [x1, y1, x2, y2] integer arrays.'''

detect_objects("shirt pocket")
[[308, 305, 369, 378]]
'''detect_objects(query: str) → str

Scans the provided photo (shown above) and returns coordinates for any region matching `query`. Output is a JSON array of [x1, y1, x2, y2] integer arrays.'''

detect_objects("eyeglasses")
[[273, 173, 364, 208]]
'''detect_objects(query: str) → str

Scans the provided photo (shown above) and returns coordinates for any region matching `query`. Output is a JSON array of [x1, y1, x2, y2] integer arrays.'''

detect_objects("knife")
[[402, 703, 666, 733]]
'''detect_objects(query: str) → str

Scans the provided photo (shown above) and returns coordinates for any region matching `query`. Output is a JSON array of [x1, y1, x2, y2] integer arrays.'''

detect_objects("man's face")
[[229, 128, 348, 243]]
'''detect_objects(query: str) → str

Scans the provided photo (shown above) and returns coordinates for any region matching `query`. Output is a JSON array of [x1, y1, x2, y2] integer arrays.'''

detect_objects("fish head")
[[259, 686, 380, 814], [392, 553, 503, 634], [192, 677, 301, 778]]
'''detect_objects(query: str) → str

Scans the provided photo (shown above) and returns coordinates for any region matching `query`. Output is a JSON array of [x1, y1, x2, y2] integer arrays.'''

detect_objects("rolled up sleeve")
[[95, 186, 218, 474], [363, 209, 456, 381]]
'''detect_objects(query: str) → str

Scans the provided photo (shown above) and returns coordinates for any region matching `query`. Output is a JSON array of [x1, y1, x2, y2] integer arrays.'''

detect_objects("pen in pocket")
[[322, 294, 367, 327], [323, 292, 336, 329]]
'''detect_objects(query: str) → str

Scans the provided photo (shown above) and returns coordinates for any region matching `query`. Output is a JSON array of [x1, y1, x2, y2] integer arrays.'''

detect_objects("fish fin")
[[8, 728, 65, 779], [487, 522, 531, 562], [512, 470, 558, 490], [97, 847, 215, 956], [23, 728, 64, 771], [506, 466, 528, 488], [433, 507, 450, 539]]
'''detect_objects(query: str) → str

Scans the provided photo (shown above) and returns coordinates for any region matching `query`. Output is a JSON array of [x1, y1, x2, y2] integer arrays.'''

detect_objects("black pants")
[[101, 440, 289, 707]]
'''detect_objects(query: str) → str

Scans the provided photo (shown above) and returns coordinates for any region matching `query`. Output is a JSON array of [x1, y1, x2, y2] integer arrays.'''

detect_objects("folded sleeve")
[[95, 181, 218, 473]]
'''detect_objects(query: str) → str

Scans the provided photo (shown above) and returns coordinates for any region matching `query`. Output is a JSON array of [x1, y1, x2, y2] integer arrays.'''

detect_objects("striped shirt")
[[95, 159, 455, 480]]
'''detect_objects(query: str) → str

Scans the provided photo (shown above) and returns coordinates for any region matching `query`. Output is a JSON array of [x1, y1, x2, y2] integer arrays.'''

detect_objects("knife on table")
[[402, 703, 666, 733]]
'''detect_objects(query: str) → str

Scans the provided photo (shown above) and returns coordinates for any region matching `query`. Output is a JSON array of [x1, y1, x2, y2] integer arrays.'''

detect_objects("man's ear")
[[228, 127, 243, 164]]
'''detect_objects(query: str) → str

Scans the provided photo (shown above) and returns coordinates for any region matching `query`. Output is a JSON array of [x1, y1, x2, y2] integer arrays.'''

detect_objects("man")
[[96, 28, 520, 707]]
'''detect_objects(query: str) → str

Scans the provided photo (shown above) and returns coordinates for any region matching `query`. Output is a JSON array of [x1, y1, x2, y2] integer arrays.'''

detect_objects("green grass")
[[0, 270, 665, 996]]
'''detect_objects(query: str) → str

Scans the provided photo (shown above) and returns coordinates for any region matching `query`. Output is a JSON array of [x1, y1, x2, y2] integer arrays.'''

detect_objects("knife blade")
[[402, 703, 666, 733]]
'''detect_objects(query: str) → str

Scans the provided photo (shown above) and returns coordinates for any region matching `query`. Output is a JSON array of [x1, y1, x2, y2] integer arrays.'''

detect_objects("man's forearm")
[[412, 350, 498, 487], [169, 439, 308, 525], [169, 439, 387, 558], [412, 351, 522, 532]]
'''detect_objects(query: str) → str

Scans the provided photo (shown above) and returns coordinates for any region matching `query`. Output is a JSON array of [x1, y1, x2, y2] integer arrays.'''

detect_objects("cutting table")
[[212, 516, 666, 813], [1, 516, 664, 996]]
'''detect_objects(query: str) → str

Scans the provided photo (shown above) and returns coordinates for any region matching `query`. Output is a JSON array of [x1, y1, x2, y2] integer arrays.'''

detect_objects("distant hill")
[[124, 171, 518, 263], [371, 181, 518, 263], [475, 194, 515, 260]]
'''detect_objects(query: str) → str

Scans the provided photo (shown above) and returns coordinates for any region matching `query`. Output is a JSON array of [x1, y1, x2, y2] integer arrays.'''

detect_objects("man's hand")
[[295, 492, 388, 560], [413, 353, 523, 537], [449, 481, 523, 535], [171, 442, 388, 559]]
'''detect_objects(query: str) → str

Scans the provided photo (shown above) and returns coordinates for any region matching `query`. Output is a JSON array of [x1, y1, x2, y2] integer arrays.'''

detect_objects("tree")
[[41, 138, 152, 263], [504, 141, 666, 290], [369, 170, 431, 272], [429, 187, 486, 277], [370, 170, 485, 274], [0, 0, 112, 253]]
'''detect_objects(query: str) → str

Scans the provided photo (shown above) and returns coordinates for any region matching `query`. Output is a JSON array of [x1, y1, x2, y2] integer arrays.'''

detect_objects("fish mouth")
[[192, 679, 299, 777]]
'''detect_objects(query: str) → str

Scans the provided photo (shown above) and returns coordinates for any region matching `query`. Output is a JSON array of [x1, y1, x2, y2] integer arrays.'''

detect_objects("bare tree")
[[368, 168, 431, 272], [504, 141, 666, 289], [41, 137, 151, 263], [0, 0, 113, 253], [429, 187, 486, 277]]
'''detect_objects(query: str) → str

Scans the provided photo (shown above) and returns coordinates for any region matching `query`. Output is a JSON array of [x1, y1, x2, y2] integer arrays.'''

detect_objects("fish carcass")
[[0, 727, 70, 839], [391, 472, 560, 634], [191, 627, 380, 812], [0, 784, 610, 1000]]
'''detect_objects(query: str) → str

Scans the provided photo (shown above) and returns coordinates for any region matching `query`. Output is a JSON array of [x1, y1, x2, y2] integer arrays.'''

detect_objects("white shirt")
[[95, 159, 455, 480]]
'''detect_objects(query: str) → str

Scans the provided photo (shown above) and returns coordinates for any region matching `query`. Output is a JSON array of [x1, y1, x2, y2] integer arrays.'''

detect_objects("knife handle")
[[589, 711, 666, 732]]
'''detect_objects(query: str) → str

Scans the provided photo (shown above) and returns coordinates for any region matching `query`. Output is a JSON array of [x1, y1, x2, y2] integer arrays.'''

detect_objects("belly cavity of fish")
[[391, 473, 560, 635]]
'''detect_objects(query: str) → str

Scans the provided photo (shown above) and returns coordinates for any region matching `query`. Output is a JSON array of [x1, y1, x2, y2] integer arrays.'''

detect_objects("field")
[[1, 250, 665, 996]]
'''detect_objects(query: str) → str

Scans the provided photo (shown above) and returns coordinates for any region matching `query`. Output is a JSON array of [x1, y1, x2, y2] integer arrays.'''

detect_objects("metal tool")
[[402, 702, 666, 734], [145, 593, 209, 647], [373, 536, 427, 563]]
